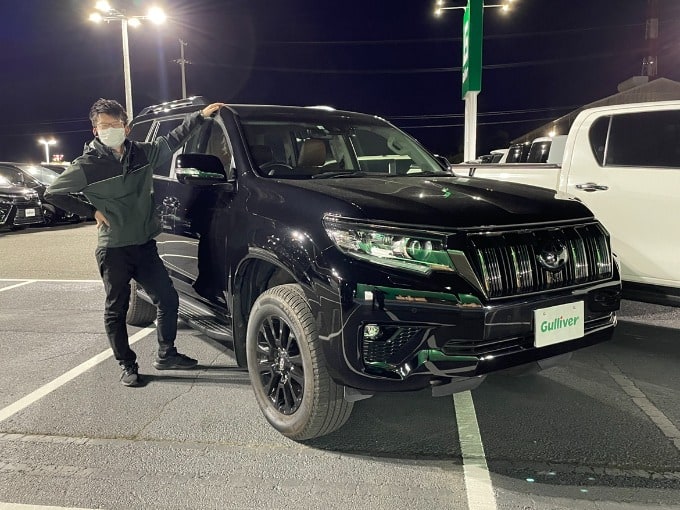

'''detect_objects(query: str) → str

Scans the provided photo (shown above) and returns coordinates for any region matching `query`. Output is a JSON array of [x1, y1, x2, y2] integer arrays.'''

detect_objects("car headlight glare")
[[324, 216, 455, 274]]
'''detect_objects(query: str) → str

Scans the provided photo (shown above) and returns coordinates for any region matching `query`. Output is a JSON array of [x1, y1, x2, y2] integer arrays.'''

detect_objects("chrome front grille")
[[467, 222, 613, 299]]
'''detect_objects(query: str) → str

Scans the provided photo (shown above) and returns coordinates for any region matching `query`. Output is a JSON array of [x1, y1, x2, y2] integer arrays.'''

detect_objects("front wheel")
[[42, 206, 56, 226], [246, 284, 353, 440]]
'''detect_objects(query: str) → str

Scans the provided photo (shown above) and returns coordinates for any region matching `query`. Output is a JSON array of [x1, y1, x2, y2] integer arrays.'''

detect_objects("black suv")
[[126, 97, 621, 440]]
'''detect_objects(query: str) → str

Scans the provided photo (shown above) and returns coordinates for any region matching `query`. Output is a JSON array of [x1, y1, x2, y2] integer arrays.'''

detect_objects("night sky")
[[2, 0, 680, 163]]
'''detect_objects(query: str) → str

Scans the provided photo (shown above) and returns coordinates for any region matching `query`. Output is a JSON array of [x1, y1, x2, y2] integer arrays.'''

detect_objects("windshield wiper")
[[406, 171, 450, 177], [311, 171, 373, 179]]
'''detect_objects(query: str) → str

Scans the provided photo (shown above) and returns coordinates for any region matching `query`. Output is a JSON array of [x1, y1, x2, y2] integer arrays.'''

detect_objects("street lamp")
[[434, 0, 515, 161], [89, 2, 167, 120], [38, 138, 57, 164], [172, 39, 192, 99]]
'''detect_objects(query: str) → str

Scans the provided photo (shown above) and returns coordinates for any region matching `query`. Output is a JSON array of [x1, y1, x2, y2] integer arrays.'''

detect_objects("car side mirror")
[[434, 155, 455, 175], [175, 153, 231, 187]]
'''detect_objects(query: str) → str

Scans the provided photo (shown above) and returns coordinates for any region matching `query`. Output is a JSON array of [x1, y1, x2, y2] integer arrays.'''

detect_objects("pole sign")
[[461, 0, 483, 99]]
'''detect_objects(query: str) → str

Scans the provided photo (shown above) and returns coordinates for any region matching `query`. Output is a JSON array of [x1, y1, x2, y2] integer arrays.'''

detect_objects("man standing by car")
[[45, 98, 225, 387]]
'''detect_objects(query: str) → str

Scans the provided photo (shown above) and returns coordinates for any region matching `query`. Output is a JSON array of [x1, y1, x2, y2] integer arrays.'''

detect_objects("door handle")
[[575, 182, 609, 192]]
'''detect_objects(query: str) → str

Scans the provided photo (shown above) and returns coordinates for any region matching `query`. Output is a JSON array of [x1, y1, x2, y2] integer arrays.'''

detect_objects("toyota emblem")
[[537, 240, 569, 271]]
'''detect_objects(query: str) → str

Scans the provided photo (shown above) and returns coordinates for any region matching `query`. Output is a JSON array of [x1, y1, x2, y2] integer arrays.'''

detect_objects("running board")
[[178, 297, 233, 342]]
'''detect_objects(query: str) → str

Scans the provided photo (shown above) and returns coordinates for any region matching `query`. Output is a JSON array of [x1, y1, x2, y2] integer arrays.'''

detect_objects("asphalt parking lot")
[[1, 223, 680, 510]]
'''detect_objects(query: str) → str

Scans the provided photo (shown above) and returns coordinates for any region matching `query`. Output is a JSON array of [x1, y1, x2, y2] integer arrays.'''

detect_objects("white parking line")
[[0, 279, 101, 283], [0, 327, 156, 424], [0, 504, 96, 510], [598, 355, 680, 451], [453, 391, 498, 510], [0, 281, 36, 292]]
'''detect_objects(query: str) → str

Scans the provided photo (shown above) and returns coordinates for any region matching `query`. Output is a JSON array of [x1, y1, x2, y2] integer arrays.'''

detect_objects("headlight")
[[323, 216, 455, 274]]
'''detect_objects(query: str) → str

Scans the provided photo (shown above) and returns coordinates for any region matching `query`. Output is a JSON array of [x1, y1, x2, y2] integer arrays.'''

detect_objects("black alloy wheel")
[[246, 284, 353, 440], [255, 315, 304, 415]]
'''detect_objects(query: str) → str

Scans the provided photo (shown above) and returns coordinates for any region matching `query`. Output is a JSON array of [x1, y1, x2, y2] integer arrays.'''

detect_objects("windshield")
[[17, 164, 60, 185], [240, 117, 448, 179]]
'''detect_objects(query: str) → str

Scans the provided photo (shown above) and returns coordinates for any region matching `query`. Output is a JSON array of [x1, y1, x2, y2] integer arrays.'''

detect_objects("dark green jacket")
[[45, 111, 205, 248]]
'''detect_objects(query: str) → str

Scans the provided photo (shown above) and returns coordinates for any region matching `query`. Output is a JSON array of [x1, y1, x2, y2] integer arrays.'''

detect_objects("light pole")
[[38, 138, 57, 164], [434, 0, 515, 162], [173, 39, 192, 99], [89, 1, 166, 120]]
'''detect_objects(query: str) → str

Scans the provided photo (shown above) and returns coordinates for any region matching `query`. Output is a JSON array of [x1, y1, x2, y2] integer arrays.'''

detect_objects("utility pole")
[[642, 0, 659, 78], [173, 39, 192, 99]]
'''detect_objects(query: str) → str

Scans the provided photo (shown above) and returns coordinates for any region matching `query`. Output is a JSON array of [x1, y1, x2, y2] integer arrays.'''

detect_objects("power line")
[[6, 118, 90, 129], [256, 22, 650, 46], [198, 47, 644, 75], [398, 116, 563, 129], [389, 105, 579, 120]]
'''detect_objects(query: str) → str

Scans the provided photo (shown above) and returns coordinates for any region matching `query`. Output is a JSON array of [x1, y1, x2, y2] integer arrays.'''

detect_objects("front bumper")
[[318, 280, 620, 394], [0, 203, 44, 228]]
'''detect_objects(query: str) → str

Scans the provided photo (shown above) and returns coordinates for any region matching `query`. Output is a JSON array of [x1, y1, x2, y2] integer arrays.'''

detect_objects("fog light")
[[364, 324, 381, 340]]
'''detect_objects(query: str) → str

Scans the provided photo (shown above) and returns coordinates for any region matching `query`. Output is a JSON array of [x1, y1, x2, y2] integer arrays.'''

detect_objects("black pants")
[[95, 239, 179, 366]]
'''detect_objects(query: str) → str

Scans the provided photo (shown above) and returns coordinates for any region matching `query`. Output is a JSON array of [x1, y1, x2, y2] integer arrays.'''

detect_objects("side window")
[[588, 116, 610, 166], [204, 123, 234, 177], [151, 117, 203, 178], [127, 120, 153, 143], [605, 110, 680, 168], [152, 119, 184, 177]]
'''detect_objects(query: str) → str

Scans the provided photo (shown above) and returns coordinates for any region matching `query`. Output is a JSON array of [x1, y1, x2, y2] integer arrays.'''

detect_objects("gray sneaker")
[[120, 363, 143, 387], [153, 352, 198, 370]]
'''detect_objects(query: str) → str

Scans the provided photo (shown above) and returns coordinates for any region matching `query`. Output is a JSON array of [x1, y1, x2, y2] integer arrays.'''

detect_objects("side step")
[[178, 297, 233, 343]]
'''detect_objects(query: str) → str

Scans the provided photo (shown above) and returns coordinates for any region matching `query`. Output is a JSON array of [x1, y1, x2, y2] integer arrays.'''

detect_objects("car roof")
[[227, 104, 385, 124], [130, 97, 387, 126]]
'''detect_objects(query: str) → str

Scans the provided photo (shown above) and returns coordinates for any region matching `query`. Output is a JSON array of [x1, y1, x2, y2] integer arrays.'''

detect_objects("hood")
[[279, 175, 593, 229], [0, 184, 39, 198]]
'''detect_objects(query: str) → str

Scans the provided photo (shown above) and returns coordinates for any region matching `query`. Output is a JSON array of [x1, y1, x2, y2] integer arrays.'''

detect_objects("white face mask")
[[98, 127, 126, 149]]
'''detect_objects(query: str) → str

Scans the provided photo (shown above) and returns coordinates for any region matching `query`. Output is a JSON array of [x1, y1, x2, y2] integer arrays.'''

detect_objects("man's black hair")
[[89, 98, 128, 127]]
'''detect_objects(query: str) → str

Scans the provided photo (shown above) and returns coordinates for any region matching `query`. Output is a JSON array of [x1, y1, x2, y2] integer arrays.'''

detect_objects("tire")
[[246, 284, 353, 440], [126, 280, 157, 326], [42, 207, 56, 226]]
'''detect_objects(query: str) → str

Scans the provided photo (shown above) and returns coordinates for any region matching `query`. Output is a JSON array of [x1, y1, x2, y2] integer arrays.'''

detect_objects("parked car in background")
[[460, 101, 680, 306], [123, 97, 621, 441], [0, 162, 82, 225], [490, 148, 508, 163], [505, 141, 531, 163], [0, 177, 44, 230], [40, 163, 69, 175]]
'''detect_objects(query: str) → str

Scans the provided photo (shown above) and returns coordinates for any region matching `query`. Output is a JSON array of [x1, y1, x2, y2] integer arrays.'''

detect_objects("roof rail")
[[137, 96, 208, 117]]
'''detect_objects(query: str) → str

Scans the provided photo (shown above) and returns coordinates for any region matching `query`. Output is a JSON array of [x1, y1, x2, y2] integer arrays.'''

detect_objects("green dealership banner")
[[462, 0, 483, 98]]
